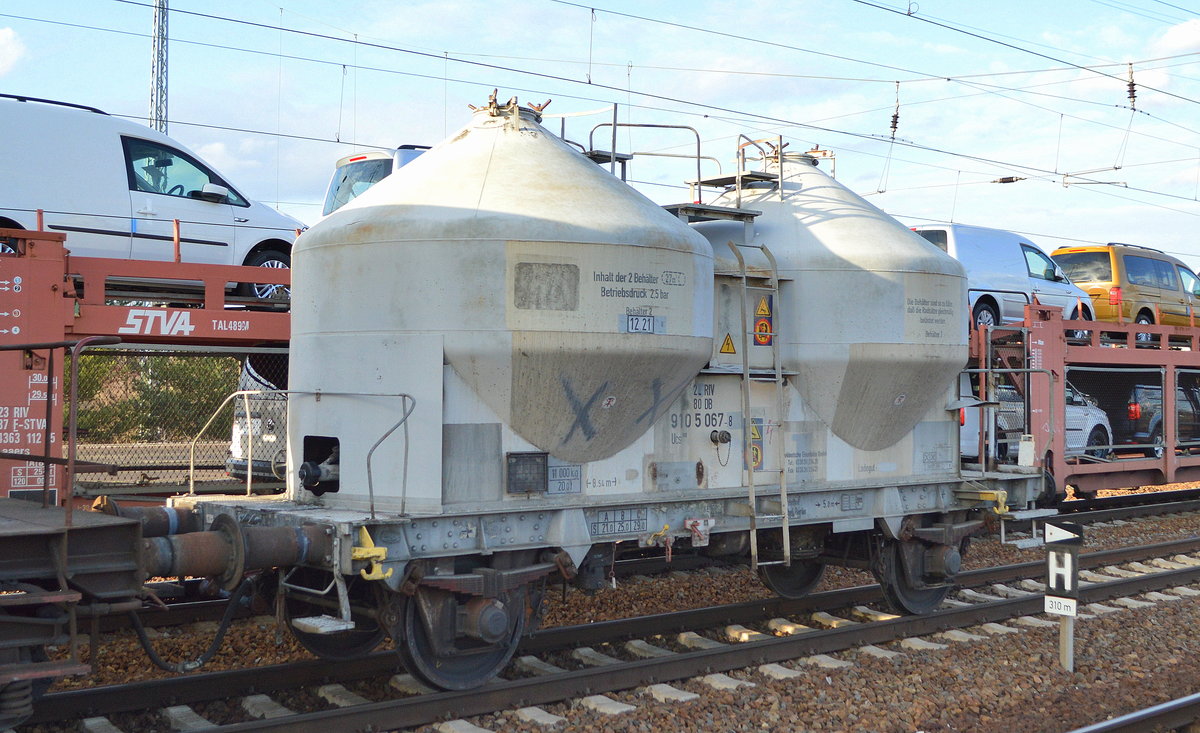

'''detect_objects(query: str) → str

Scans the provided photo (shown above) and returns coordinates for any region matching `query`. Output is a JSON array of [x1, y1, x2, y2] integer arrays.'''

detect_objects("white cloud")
[[0, 28, 27, 76], [1152, 19, 1200, 57], [194, 140, 267, 177]]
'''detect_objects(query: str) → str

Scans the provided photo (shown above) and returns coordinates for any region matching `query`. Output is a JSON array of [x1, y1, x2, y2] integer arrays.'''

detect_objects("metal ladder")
[[666, 135, 790, 571], [726, 238, 790, 571]]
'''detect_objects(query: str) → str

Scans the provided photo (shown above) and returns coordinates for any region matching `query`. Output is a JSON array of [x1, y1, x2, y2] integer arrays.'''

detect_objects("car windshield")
[[914, 229, 948, 252], [1052, 251, 1111, 283], [322, 158, 392, 215]]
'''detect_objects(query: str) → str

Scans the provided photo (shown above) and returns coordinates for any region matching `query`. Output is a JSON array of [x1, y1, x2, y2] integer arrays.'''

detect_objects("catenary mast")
[[150, 0, 168, 133]]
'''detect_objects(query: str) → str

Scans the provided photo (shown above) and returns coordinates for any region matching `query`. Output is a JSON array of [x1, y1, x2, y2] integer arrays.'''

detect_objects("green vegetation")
[[67, 354, 241, 443]]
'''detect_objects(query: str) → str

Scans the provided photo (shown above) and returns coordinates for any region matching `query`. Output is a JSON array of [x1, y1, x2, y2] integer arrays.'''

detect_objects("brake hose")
[[128, 577, 255, 673]]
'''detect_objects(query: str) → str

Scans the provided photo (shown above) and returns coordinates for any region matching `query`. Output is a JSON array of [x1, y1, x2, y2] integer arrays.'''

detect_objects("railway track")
[[1057, 486, 1200, 514], [27, 536, 1200, 732]]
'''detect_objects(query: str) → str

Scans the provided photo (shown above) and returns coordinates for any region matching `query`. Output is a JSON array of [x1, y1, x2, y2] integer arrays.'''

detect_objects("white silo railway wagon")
[[173, 97, 1039, 691]]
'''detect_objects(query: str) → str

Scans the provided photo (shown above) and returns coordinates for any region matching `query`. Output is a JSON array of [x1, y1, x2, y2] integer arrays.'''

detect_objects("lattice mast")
[[150, 0, 168, 133]]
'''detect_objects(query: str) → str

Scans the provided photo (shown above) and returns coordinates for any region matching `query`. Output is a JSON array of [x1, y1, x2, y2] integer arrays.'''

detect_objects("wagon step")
[[290, 615, 356, 635]]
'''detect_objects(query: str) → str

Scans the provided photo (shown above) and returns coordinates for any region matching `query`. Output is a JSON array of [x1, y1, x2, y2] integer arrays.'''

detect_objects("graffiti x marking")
[[561, 378, 610, 444], [636, 376, 687, 425]]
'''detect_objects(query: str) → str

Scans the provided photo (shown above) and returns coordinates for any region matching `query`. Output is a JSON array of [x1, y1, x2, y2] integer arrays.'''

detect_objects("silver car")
[[961, 377, 1112, 460]]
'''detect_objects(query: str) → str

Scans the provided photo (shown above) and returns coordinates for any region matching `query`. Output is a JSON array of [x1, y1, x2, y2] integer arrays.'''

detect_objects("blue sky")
[[2, 0, 1199, 264]]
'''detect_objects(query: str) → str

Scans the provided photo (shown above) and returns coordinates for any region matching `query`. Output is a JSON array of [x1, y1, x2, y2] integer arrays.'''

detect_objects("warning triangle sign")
[[755, 296, 772, 317], [750, 422, 762, 440], [719, 334, 736, 354]]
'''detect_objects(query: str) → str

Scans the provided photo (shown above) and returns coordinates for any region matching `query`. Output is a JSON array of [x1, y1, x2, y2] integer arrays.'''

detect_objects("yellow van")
[[1050, 243, 1200, 327]]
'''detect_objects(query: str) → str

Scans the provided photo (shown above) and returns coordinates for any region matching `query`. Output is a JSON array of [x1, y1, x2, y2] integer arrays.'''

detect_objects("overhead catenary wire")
[[13, 3, 1200, 158], [1145, 0, 1200, 15], [7, 1, 1199, 222], [850, 0, 1200, 107], [33, 1, 1198, 201], [1087, 0, 1191, 24]]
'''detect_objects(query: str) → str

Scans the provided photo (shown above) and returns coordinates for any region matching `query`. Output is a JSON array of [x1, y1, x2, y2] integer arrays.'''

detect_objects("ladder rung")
[[755, 514, 786, 521], [755, 559, 788, 567]]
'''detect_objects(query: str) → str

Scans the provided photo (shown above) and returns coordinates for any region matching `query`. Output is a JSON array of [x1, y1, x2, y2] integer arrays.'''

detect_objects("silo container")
[[291, 100, 715, 466], [694, 154, 966, 450]]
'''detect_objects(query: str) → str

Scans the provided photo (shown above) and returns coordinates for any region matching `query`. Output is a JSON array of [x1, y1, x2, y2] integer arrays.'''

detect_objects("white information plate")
[[1045, 595, 1077, 617], [626, 314, 656, 333]]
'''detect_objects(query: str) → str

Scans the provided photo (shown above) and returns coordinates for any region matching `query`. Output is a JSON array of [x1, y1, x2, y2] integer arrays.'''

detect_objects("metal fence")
[[66, 344, 288, 497]]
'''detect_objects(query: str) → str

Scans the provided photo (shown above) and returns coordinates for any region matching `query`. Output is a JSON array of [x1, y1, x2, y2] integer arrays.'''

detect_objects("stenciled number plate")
[[589, 508, 649, 535], [627, 314, 656, 334]]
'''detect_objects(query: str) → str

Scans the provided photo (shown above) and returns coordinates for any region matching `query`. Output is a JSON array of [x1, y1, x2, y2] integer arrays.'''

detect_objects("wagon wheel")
[[393, 551, 541, 690], [394, 585, 526, 690], [872, 539, 950, 615], [757, 560, 826, 599]]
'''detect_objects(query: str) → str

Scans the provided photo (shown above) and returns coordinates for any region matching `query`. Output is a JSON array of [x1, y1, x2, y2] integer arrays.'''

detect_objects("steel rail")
[[1057, 487, 1200, 513], [1067, 691, 1200, 733], [204, 563, 1200, 732], [1059, 496, 1200, 522], [31, 536, 1200, 726], [523, 536, 1200, 652]]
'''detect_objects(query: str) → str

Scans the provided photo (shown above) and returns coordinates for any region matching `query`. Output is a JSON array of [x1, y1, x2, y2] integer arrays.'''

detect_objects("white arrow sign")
[[1046, 523, 1081, 544]]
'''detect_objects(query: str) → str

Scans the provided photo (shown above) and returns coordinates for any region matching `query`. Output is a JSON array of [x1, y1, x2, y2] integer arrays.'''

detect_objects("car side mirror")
[[197, 183, 230, 204]]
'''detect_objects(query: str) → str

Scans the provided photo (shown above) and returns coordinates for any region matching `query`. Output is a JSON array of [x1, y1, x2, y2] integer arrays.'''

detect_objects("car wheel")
[[972, 301, 999, 330], [241, 249, 291, 301], [0, 223, 20, 255], [1068, 306, 1093, 341], [1084, 426, 1110, 459], [1134, 312, 1154, 343], [1145, 426, 1164, 459]]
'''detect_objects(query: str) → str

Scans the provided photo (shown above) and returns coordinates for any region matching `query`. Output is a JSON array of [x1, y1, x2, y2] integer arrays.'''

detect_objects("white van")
[[912, 224, 1093, 328], [0, 94, 303, 298], [321, 145, 428, 216]]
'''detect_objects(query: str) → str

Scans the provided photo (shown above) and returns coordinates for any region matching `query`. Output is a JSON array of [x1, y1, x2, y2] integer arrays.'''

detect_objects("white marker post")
[[1044, 520, 1083, 672]]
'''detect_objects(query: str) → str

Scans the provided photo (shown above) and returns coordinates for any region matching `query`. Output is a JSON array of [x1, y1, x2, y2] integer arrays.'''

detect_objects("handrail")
[[588, 123, 704, 201], [188, 390, 415, 514]]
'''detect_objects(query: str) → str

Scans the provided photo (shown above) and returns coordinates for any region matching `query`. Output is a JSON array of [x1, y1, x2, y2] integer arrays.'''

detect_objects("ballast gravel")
[[440, 594, 1200, 733]]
